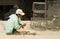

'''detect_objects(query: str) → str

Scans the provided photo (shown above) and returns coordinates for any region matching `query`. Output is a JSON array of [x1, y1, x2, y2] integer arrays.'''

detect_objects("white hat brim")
[[16, 9, 25, 15]]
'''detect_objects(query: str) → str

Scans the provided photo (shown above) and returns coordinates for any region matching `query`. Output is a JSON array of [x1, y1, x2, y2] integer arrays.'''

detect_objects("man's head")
[[16, 9, 25, 18]]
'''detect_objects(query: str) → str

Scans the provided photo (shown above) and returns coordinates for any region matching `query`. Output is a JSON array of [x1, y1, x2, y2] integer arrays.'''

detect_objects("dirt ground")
[[0, 21, 60, 39]]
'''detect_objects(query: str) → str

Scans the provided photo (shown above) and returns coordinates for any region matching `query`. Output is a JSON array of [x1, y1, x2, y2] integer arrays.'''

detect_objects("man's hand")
[[22, 23, 26, 26], [21, 23, 26, 28], [19, 23, 26, 29]]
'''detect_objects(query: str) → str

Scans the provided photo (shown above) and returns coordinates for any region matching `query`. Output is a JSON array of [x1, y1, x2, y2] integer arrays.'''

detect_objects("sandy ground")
[[0, 21, 60, 39]]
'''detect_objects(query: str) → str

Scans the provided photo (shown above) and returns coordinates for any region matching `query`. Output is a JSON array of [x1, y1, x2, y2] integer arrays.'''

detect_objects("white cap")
[[16, 9, 25, 15]]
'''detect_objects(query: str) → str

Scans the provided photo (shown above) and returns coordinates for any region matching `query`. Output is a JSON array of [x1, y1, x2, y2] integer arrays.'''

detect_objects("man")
[[4, 9, 26, 34]]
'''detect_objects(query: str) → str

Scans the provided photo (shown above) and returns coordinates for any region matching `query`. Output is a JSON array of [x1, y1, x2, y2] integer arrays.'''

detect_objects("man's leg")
[[6, 29, 17, 35], [12, 28, 17, 34]]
